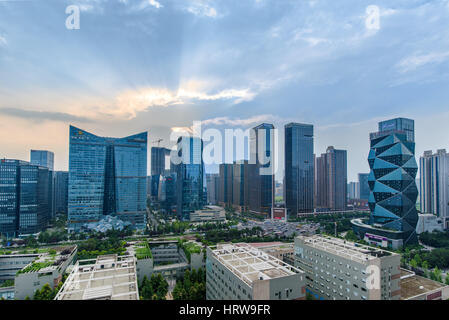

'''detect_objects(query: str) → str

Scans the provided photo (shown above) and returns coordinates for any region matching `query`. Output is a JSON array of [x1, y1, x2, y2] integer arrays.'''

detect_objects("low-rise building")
[[14, 245, 77, 300], [190, 206, 226, 223], [129, 240, 205, 282], [206, 243, 306, 300], [0, 251, 40, 282], [54, 254, 139, 300], [400, 268, 449, 300], [294, 235, 401, 300]]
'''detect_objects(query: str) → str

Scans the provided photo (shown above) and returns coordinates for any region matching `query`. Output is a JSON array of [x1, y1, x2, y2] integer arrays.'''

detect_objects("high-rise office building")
[[420, 149, 449, 229], [248, 123, 275, 217], [0, 159, 50, 238], [30, 150, 55, 219], [206, 173, 219, 205], [358, 173, 370, 200], [175, 136, 204, 221], [284, 123, 314, 218], [30, 150, 54, 171], [218, 163, 233, 207], [68, 126, 148, 231], [157, 171, 177, 215], [232, 160, 249, 212], [151, 147, 170, 176], [54, 171, 69, 215], [352, 118, 418, 248], [315, 147, 347, 211]]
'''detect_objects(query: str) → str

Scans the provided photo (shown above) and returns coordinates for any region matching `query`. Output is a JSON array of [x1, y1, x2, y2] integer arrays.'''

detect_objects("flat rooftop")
[[400, 270, 446, 300], [54, 254, 139, 300], [209, 243, 303, 286], [16, 245, 76, 275], [296, 235, 396, 264]]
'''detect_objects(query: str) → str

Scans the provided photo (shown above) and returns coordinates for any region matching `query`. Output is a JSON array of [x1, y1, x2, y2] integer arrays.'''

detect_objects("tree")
[[33, 283, 55, 300]]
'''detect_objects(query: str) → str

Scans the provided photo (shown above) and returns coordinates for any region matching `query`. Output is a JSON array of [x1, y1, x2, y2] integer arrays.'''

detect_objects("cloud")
[[396, 51, 449, 73], [0, 107, 93, 123], [183, 0, 218, 18], [201, 115, 278, 127], [110, 84, 256, 119], [0, 35, 7, 47]]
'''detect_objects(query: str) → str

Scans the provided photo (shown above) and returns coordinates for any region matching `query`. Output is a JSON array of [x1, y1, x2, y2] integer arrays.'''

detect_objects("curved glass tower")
[[352, 118, 418, 248]]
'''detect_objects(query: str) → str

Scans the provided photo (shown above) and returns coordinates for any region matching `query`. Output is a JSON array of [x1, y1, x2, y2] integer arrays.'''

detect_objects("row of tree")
[[172, 269, 206, 300], [139, 274, 169, 300]]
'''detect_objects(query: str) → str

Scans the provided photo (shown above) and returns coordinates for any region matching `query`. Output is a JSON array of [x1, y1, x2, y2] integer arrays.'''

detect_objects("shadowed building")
[[284, 123, 314, 218]]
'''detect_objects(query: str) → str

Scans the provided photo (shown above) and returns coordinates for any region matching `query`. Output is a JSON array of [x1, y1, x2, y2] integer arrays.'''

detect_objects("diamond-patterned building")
[[352, 118, 418, 248]]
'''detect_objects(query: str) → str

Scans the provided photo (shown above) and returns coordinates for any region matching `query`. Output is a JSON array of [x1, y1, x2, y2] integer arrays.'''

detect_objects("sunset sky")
[[1, 0, 449, 181]]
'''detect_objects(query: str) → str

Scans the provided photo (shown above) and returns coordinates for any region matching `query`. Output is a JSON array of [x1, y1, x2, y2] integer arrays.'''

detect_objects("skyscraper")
[[30, 150, 54, 171], [348, 182, 360, 200], [284, 123, 314, 218], [151, 147, 170, 176], [206, 173, 219, 205], [358, 173, 370, 200], [248, 123, 275, 217], [68, 126, 148, 231], [232, 160, 249, 212], [30, 149, 55, 219], [54, 171, 69, 215], [315, 147, 347, 211], [352, 117, 418, 248], [0, 159, 50, 238], [420, 149, 449, 229], [175, 136, 204, 221], [218, 163, 233, 207]]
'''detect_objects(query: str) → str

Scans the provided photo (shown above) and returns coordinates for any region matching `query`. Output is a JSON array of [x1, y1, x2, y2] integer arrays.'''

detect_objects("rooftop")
[[400, 269, 446, 300], [209, 243, 303, 286], [54, 254, 139, 300], [296, 235, 396, 264], [16, 246, 76, 275]]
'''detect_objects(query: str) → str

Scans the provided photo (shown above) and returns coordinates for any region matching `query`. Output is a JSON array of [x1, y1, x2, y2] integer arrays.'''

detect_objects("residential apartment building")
[[420, 149, 449, 229]]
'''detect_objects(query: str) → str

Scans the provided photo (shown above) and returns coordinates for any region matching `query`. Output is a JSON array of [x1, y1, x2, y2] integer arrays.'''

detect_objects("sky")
[[1, 0, 449, 182]]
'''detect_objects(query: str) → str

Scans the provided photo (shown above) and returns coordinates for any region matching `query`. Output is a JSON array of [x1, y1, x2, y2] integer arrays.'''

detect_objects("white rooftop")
[[54, 254, 139, 300], [210, 243, 303, 286], [297, 235, 396, 264]]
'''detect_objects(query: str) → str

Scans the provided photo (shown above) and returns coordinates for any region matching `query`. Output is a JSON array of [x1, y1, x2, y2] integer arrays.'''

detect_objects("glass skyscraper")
[[352, 117, 418, 248], [68, 126, 148, 231], [175, 136, 204, 221], [284, 123, 314, 217], [54, 171, 69, 215], [358, 173, 370, 200], [0, 159, 50, 238], [30, 150, 54, 171], [30, 149, 55, 219]]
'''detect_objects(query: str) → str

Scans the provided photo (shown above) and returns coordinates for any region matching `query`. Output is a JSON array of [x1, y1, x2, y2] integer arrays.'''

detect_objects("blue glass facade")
[[358, 173, 370, 200], [175, 136, 204, 221], [352, 118, 418, 247], [54, 171, 68, 214], [0, 159, 50, 238], [68, 126, 147, 231], [285, 123, 314, 217]]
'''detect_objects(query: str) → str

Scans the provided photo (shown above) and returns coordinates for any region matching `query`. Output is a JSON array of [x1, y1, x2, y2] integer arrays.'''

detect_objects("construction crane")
[[152, 139, 163, 147]]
